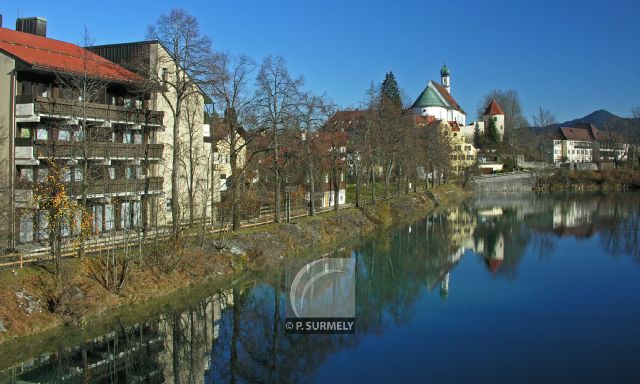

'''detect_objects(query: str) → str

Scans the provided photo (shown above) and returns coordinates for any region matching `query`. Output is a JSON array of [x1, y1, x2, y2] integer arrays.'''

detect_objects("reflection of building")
[[5, 290, 234, 382], [446, 207, 506, 274]]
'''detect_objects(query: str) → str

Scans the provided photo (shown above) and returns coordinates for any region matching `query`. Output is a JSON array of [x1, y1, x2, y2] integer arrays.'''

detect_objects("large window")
[[36, 126, 48, 141], [18, 166, 34, 182], [58, 128, 71, 141]]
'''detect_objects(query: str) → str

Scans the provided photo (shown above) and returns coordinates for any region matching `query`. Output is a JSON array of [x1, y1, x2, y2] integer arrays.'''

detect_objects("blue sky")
[[2, 0, 639, 122]]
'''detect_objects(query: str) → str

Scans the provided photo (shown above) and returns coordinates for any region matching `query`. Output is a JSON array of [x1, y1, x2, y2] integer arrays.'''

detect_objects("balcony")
[[15, 95, 164, 126], [16, 177, 164, 199], [33, 141, 164, 160], [81, 177, 164, 196]]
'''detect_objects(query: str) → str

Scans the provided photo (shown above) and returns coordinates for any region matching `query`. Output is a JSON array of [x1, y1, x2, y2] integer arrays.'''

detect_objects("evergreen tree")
[[380, 72, 402, 111], [487, 116, 499, 144], [473, 122, 482, 148]]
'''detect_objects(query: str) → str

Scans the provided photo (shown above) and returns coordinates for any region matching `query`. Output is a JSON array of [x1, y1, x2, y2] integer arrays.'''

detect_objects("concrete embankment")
[[470, 172, 538, 192]]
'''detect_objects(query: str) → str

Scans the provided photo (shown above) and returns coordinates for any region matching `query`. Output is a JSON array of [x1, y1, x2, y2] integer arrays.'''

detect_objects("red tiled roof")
[[572, 122, 616, 141], [487, 258, 503, 273], [483, 99, 504, 115], [432, 81, 464, 113], [560, 127, 592, 141], [0, 27, 141, 83], [414, 115, 437, 125]]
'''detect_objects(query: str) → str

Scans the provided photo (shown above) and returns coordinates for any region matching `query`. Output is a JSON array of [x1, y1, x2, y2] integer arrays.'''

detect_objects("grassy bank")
[[0, 184, 470, 344], [535, 169, 640, 191]]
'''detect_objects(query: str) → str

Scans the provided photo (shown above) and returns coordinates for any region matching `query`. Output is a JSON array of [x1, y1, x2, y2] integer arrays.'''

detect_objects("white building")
[[549, 123, 629, 165], [412, 65, 466, 126]]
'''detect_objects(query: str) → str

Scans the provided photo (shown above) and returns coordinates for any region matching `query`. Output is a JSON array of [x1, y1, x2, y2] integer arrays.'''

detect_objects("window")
[[36, 126, 48, 140], [108, 167, 115, 180], [123, 131, 133, 144], [19, 127, 31, 139], [58, 128, 71, 141], [36, 211, 48, 241], [133, 132, 142, 144], [162, 68, 168, 82], [62, 168, 71, 182], [37, 165, 48, 182], [105, 204, 114, 231], [72, 128, 84, 141], [18, 166, 34, 182], [36, 83, 49, 98], [75, 167, 84, 181], [126, 166, 135, 180], [19, 213, 33, 243]]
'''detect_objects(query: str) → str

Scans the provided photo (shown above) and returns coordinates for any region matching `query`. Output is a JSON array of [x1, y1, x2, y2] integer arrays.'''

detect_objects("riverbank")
[[0, 184, 470, 343], [535, 169, 640, 191]]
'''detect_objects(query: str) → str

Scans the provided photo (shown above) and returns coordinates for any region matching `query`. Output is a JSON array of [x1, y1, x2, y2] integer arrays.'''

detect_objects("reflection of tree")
[[600, 195, 640, 262], [8, 192, 640, 382]]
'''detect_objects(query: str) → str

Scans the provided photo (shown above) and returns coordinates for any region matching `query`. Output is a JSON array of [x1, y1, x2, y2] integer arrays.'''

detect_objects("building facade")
[[549, 123, 628, 166], [88, 40, 218, 227], [0, 24, 168, 247]]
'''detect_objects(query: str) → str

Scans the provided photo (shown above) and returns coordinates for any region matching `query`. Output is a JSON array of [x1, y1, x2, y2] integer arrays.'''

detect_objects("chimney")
[[16, 17, 47, 37], [0, 14, 3, 28]]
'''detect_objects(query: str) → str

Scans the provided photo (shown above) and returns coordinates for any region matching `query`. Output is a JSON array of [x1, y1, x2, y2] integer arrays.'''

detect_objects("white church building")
[[412, 65, 466, 126], [412, 64, 506, 144]]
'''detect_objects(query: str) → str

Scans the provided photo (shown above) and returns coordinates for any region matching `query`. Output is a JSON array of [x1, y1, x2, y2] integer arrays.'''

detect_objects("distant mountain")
[[530, 109, 639, 139], [553, 109, 634, 132]]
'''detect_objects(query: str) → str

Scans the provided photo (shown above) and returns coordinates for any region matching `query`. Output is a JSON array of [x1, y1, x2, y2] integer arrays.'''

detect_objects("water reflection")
[[2, 192, 640, 383]]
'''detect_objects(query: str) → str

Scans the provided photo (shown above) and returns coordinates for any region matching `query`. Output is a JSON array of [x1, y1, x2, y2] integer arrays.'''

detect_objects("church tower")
[[440, 63, 450, 94]]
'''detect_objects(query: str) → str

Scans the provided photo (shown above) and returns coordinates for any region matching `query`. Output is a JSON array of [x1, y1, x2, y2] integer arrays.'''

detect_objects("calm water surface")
[[2, 192, 640, 383]]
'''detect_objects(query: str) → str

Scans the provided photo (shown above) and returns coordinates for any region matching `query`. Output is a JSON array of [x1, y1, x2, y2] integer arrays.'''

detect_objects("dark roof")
[[559, 123, 617, 142], [0, 27, 140, 82], [483, 99, 505, 116], [560, 127, 592, 141]]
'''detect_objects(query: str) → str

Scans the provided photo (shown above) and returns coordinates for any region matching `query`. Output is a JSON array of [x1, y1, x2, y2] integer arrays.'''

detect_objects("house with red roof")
[[549, 122, 628, 166], [0, 19, 168, 247]]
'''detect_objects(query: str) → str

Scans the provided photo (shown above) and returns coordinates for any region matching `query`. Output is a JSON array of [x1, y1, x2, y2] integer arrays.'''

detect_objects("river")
[[2, 192, 640, 383]]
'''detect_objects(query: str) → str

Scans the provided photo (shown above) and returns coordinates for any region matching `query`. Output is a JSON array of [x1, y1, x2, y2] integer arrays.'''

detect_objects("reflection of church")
[[436, 208, 507, 299]]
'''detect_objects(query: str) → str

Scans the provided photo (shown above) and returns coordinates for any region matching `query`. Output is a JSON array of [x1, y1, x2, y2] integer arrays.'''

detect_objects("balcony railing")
[[15, 95, 164, 126], [16, 177, 164, 198], [33, 140, 164, 160]]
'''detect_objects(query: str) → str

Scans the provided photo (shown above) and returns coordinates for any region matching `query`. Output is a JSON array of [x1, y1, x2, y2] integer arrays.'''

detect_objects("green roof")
[[440, 64, 450, 76], [412, 83, 447, 109]]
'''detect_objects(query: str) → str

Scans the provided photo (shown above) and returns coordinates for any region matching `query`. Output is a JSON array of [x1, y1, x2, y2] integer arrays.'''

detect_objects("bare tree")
[[532, 107, 556, 162], [181, 96, 207, 225], [207, 53, 257, 230], [292, 93, 329, 215], [147, 8, 211, 239], [0, 119, 12, 250], [255, 56, 303, 222], [55, 27, 109, 258]]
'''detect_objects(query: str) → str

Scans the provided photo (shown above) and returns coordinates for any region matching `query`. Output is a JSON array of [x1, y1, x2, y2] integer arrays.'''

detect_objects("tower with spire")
[[440, 63, 450, 93]]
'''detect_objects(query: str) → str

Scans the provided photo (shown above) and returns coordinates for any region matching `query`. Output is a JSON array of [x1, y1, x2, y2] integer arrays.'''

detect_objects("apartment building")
[[0, 21, 168, 248], [88, 40, 217, 227]]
